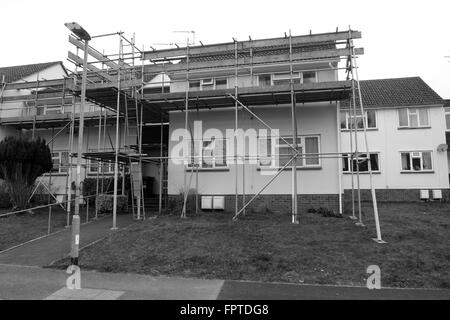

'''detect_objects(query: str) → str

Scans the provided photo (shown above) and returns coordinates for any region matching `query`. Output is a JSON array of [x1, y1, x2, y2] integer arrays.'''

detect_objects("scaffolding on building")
[[0, 27, 385, 243]]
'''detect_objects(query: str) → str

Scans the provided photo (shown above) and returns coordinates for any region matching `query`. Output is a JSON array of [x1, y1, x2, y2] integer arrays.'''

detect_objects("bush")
[[309, 207, 342, 218], [96, 194, 127, 214], [0, 136, 52, 209], [0, 184, 11, 209]]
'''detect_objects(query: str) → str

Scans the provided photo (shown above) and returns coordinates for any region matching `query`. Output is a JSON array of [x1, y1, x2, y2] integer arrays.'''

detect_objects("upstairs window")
[[272, 72, 301, 86], [302, 71, 317, 84], [342, 153, 380, 172], [445, 107, 450, 131], [189, 78, 228, 91], [398, 108, 429, 128], [340, 110, 377, 130], [88, 160, 114, 174], [401, 151, 432, 172]]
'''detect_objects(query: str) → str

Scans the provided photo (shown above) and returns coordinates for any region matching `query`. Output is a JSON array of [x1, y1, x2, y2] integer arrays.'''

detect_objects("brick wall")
[[168, 193, 339, 214], [343, 188, 450, 203]]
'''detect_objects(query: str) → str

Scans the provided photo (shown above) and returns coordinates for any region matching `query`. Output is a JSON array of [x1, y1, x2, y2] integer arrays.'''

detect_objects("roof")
[[184, 41, 336, 63], [444, 99, 450, 108], [341, 77, 444, 109], [0, 61, 65, 83]]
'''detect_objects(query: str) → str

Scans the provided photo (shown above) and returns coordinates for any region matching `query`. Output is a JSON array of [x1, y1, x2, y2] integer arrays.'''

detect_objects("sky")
[[1, 0, 449, 98]]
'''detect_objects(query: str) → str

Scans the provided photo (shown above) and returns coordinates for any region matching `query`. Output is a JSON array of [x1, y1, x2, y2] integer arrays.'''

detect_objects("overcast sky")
[[1, 0, 449, 98]]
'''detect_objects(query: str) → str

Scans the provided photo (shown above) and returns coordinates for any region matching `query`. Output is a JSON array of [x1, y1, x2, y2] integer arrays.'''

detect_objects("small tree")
[[0, 136, 53, 210]]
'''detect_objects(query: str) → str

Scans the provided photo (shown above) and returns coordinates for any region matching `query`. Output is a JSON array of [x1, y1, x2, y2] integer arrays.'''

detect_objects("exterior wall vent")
[[419, 189, 429, 200]]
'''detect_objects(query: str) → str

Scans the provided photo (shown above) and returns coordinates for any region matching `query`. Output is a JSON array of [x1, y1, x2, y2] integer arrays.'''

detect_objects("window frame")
[[186, 137, 228, 170], [258, 134, 321, 169], [400, 151, 433, 173], [257, 71, 318, 87], [445, 107, 450, 131], [87, 160, 115, 175], [340, 110, 377, 130], [398, 107, 430, 129], [342, 152, 380, 173], [50, 151, 69, 174], [189, 77, 228, 91]]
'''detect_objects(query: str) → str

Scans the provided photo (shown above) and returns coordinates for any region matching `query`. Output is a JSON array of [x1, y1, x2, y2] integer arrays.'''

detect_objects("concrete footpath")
[[0, 264, 449, 300], [0, 214, 135, 266]]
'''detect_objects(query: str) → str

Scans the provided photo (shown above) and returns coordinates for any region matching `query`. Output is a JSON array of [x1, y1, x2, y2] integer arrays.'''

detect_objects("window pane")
[[258, 74, 271, 87], [399, 109, 408, 126], [409, 109, 419, 127], [418, 108, 429, 126], [370, 154, 379, 171], [422, 152, 432, 170], [412, 157, 421, 171], [215, 139, 226, 167], [342, 154, 349, 171], [202, 140, 213, 168], [215, 78, 227, 89], [446, 114, 450, 130], [259, 138, 272, 166], [279, 146, 291, 167], [273, 79, 290, 86], [303, 71, 316, 83], [340, 112, 347, 129], [401, 153, 410, 170], [189, 81, 200, 91], [358, 154, 369, 171], [367, 110, 376, 128], [305, 137, 319, 165]]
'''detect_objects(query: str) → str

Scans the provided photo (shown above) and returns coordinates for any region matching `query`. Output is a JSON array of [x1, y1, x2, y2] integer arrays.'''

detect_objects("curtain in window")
[[401, 153, 410, 170], [418, 109, 429, 126], [399, 109, 408, 126], [422, 152, 432, 170]]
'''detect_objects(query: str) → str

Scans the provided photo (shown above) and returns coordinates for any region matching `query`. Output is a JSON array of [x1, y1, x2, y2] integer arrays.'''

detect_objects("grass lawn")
[[0, 206, 94, 251], [49, 202, 450, 289]]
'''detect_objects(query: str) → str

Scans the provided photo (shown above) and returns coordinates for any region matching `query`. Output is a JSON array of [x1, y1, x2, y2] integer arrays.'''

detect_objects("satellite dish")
[[437, 144, 448, 152]]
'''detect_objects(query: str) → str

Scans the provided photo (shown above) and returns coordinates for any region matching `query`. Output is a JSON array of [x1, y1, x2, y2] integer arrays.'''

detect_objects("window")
[[88, 160, 114, 174], [398, 108, 429, 128], [258, 71, 317, 87], [272, 72, 301, 86], [36, 105, 63, 115], [51, 151, 69, 173], [401, 151, 433, 172], [342, 153, 380, 172], [189, 78, 228, 91], [258, 74, 272, 87], [258, 135, 320, 168], [340, 110, 377, 130], [187, 138, 227, 169], [302, 71, 317, 84], [445, 107, 450, 131]]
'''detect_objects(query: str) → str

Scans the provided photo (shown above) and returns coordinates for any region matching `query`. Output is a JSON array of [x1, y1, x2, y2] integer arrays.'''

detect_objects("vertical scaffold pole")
[[159, 118, 163, 214], [234, 39, 239, 216], [289, 30, 299, 224], [336, 101, 343, 215], [112, 36, 123, 230], [350, 36, 385, 243], [181, 40, 190, 219], [66, 78, 76, 228]]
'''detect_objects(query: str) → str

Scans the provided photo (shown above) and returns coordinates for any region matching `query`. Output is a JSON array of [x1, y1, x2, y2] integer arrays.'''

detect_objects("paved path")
[[0, 214, 135, 267], [0, 264, 449, 300]]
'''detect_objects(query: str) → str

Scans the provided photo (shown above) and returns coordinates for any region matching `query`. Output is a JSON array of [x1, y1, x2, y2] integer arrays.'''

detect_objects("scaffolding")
[[0, 27, 385, 243]]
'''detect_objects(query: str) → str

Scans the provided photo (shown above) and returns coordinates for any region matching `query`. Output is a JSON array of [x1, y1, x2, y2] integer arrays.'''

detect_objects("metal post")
[[158, 119, 163, 214], [112, 36, 123, 230], [181, 39, 190, 219], [336, 101, 343, 215], [234, 39, 239, 216], [350, 36, 385, 243], [66, 87, 76, 228], [289, 30, 299, 224], [74, 39, 89, 220]]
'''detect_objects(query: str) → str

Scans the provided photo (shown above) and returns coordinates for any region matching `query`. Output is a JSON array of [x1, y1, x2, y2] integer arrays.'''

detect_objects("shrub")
[[96, 194, 127, 213], [0, 184, 11, 209], [309, 207, 342, 218], [0, 136, 52, 209]]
